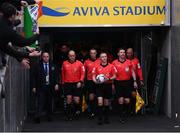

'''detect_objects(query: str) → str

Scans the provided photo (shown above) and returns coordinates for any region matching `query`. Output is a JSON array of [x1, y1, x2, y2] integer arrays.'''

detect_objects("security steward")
[[32, 51, 59, 123]]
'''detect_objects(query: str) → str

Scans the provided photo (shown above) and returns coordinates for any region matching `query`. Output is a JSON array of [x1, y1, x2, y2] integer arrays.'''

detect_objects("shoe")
[[130, 111, 134, 116], [66, 113, 73, 121], [74, 111, 81, 120], [75, 110, 81, 115], [66, 117, 73, 121], [104, 117, 110, 124], [34, 117, 40, 124], [119, 118, 125, 124], [98, 118, 103, 125], [88, 113, 95, 119]]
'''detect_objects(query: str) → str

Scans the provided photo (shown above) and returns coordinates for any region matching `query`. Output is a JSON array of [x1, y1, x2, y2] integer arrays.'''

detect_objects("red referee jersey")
[[84, 58, 100, 80], [61, 60, 85, 84], [130, 58, 143, 81], [112, 59, 132, 81], [92, 63, 117, 83]]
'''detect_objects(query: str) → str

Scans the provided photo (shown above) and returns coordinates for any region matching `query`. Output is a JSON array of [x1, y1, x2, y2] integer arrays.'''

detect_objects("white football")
[[96, 74, 106, 83]]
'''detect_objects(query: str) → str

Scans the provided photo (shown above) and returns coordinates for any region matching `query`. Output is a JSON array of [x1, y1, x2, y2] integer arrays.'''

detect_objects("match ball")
[[96, 74, 106, 83]]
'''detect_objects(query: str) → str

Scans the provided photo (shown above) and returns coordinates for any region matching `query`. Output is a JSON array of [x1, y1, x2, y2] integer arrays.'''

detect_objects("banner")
[[39, 0, 169, 27], [24, 1, 42, 47]]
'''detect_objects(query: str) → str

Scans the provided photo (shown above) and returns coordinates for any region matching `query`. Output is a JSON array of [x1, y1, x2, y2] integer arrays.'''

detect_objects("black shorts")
[[96, 83, 112, 99], [115, 80, 132, 98], [63, 83, 82, 97], [85, 80, 96, 94]]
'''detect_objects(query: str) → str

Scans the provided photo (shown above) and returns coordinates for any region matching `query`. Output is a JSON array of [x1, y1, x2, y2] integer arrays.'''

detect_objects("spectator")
[[0, 0, 37, 11], [0, 2, 41, 68], [54, 44, 69, 69]]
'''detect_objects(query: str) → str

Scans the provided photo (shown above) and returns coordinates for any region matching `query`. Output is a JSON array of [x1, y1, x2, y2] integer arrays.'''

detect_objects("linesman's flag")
[[82, 95, 88, 112], [24, 1, 42, 48], [136, 90, 145, 113]]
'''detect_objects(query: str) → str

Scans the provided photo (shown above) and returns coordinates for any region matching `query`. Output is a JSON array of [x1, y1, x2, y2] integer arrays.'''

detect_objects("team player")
[[61, 50, 85, 121], [126, 48, 144, 114], [92, 52, 116, 125], [84, 48, 100, 118], [112, 48, 138, 123]]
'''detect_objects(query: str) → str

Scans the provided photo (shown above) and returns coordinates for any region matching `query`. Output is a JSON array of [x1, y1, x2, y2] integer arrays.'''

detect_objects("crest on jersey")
[[73, 68, 77, 73], [125, 67, 129, 72], [66, 64, 69, 66]]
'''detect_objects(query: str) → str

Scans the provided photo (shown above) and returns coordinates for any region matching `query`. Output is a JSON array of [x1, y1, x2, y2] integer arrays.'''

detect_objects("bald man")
[[126, 48, 144, 86], [126, 48, 144, 114], [61, 50, 85, 121]]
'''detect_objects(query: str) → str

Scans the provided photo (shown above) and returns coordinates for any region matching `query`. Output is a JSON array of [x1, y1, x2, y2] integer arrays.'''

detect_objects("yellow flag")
[[82, 95, 88, 112], [136, 90, 145, 113]]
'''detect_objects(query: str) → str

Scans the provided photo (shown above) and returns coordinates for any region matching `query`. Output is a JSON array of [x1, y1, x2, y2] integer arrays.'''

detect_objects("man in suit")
[[32, 51, 59, 123]]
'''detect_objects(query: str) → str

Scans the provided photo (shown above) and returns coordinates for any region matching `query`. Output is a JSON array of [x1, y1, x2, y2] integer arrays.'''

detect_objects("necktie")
[[45, 63, 48, 75]]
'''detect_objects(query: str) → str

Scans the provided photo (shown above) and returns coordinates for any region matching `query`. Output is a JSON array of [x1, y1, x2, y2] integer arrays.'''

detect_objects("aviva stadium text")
[[72, 6, 166, 16]]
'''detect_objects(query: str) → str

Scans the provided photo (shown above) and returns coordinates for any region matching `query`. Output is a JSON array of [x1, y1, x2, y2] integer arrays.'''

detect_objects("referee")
[[61, 50, 85, 121], [112, 48, 138, 123], [84, 48, 100, 119], [126, 48, 144, 114], [92, 52, 116, 125]]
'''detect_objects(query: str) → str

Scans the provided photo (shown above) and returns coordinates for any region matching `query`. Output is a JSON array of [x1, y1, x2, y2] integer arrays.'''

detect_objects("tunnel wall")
[[171, 0, 180, 121]]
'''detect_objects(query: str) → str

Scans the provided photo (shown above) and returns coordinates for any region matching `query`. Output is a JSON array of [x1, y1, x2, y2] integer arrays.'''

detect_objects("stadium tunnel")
[[26, 26, 171, 118], [3, 0, 180, 132]]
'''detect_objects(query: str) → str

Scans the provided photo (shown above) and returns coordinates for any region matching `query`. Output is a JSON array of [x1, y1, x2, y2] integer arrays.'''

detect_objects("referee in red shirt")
[[92, 52, 116, 125], [61, 50, 85, 121], [112, 48, 138, 123], [126, 48, 144, 114], [84, 48, 100, 119]]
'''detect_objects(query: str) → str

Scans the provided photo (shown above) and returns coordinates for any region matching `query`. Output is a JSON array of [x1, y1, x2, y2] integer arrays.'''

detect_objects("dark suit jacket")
[[32, 60, 59, 93]]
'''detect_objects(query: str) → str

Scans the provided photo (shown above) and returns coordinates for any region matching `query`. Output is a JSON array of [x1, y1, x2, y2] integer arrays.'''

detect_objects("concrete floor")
[[22, 113, 180, 132]]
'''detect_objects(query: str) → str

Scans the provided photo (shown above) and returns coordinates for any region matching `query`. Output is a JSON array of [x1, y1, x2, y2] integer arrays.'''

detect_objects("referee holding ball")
[[92, 52, 116, 125]]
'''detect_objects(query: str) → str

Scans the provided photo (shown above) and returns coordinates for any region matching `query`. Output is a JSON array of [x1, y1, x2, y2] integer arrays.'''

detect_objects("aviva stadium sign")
[[39, 0, 170, 27]]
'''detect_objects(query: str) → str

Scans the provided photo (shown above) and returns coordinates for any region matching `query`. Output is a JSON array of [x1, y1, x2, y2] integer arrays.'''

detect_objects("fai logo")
[[125, 67, 129, 72]]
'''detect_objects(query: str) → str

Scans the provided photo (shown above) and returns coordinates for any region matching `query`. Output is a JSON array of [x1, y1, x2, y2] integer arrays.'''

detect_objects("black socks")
[[89, 100, 96, 114]]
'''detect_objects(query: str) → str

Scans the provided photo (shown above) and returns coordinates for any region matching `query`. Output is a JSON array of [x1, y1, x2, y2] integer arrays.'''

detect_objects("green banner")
[[24, 7, 36, 48]]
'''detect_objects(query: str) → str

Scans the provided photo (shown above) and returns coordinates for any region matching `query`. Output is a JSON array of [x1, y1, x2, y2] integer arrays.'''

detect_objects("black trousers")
[[36, 85, 52, 118]]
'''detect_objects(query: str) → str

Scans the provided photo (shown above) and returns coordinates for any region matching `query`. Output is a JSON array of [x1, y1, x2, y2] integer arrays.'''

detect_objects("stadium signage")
[[39, 0, 169, 27]]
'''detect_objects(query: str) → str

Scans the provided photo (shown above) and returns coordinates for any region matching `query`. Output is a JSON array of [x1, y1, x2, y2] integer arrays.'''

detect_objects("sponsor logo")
[[42, 6, 70, 17]]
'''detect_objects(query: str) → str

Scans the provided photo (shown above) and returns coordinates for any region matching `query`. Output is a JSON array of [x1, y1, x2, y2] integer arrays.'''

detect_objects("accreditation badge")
[[46, 75, 50, 84]]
